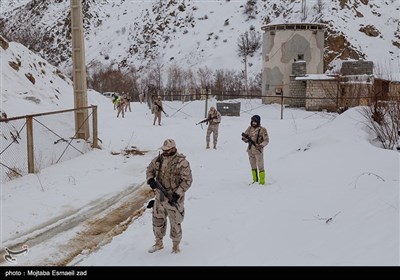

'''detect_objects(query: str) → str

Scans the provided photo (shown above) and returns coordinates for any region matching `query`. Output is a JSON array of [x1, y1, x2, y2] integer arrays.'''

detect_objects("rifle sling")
[[156, 154, 165, 202], [248, 129, 261, 150]]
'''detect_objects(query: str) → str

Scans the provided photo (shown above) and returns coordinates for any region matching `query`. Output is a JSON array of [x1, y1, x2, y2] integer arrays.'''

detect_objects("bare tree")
[[213, 69, 226, 100], [166, 64, 185, 100], [127, 65, 141, 101], [182, 68, 198, 101], [243, 0, 257, 20], [248, 70, 262, 96], [197, 66, 213, 90], [145, 58, 164, 95], [313, 0, 325, 14], [88, 63, 135, 95], [225, 70, 244, 99], [360, 98, 400, 150], [237, 28, 261, 96]]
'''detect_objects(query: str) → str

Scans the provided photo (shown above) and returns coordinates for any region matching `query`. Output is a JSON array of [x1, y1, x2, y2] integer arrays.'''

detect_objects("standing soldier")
[[146, 139, 193, 254], [206, 106, 221, 149], [241, 115, 269, 185], [112, 94, 120, 110], [116, 95, 126, 118], [139, 92, 145, 104], [152, 95, 163, 126], [125, 93, 132, 112]]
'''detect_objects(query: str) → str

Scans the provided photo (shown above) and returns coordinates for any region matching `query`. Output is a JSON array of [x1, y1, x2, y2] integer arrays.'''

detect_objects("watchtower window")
[[297, 54, 304, 60]]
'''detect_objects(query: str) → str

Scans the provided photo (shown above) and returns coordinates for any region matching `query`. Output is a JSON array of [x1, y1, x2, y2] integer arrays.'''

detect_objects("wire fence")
[[0, 106, 98, 184], [150, 90, 399, 103], [154, 91, 399, 119]]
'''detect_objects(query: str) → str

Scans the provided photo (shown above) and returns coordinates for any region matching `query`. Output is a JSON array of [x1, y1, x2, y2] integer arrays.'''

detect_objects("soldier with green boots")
[[241, 115, 269, 185]]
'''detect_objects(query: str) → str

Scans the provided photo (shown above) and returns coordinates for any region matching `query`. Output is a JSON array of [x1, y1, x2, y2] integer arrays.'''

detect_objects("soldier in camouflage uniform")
[[146, 139, 193, 254], [241, 115, 269, 185], [206, 106, 222, 149], [152, 95, 163, 126], [124, 93, 132, 112], [116, 95, 126, 118]]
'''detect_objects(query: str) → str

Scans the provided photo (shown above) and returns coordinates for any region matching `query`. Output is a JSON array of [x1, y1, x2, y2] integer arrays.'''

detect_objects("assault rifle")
[[196, 116, 216, 126], [154, 103, 168, 117], [154, 179, 179, 209], [241, 132, 261, 151]]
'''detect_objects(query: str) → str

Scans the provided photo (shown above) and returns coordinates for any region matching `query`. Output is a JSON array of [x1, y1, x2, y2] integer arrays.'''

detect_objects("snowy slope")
[[1, 0, 399, 78], [0, 8, 399, 267]]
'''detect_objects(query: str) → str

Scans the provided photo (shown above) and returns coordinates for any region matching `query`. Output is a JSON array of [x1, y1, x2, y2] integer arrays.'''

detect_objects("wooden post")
[[92, 106, 98, 148], [281, 94, 284, 120], [26, 116, 34, 173], [71, 0, 89, 140]]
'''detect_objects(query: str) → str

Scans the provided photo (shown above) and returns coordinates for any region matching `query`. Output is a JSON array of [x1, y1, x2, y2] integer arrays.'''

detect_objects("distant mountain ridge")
[[1, 0, 399, 78]]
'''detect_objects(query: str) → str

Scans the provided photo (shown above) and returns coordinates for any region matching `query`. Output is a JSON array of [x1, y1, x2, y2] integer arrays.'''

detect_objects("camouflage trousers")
[[248, 148, 264, 171], [152, 199, 185, 242], [117, 105, 125, 118], [124, 102, 131, 112], [153, 112, 161, 125], [206, 124, 219, 146]]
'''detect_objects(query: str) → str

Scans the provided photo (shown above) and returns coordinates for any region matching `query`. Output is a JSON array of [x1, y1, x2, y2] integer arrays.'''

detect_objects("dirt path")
[[1, 183, 154, 266]]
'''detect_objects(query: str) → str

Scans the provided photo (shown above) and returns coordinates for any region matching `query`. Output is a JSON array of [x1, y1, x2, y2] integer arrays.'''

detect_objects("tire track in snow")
[[0, 183, 154, 266]]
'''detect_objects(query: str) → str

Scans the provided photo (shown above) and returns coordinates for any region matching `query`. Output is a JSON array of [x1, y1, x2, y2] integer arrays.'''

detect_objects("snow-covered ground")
[[1, 97, 398, 266]]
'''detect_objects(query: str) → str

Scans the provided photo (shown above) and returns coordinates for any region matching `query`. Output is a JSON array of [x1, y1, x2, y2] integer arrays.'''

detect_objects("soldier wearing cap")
[[241, 115, 269, 185], [152, 95, 163, 126], [146, 139, 193, 254]]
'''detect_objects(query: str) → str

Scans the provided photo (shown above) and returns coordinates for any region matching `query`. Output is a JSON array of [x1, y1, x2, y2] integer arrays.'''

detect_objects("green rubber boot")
[[252, 169, 258, 183], [259, 170, 265, 185]]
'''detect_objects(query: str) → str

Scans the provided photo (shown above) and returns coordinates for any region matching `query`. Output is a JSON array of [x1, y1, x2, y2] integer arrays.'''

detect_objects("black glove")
[[146, 200, 155, 209], [147, 178, 157, 189], [170, 193, 180, 204]]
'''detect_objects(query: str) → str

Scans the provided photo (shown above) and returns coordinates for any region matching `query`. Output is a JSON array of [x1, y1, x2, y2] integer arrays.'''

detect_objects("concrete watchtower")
[[261, 23, 325, 103]]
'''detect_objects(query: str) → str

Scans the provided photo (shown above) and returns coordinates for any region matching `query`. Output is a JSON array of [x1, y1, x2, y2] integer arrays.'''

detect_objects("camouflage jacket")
[[208, 110, 221, 125], [146, 152, 192, 202], [153, 100, 163, 112], [243, 125, 269, 153]]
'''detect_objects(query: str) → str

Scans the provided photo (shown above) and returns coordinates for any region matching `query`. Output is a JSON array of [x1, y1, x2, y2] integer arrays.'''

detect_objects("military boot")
[[250, 169, 258, 184], [206, 143, 210, 149], [172, 241, 180, 254], [148, 238, 164, 253], [259, 170, 265, 185]]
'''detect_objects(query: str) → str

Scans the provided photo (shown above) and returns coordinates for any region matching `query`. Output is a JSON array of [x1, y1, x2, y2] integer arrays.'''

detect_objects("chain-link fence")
[[0, 118, 28, 182], [0, 106, 98, 184]]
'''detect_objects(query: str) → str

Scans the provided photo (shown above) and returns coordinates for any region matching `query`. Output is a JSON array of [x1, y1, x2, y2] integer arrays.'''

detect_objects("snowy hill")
[[0, 4, 399, 267], [1, 98, 398, 266], [1, 0, 399, 78], [0, 36, 110, 183], [0, 35, 108, 117]]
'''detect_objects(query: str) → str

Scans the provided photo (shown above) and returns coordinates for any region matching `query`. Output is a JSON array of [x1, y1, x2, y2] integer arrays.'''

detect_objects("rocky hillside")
[[1, 0, 399, 77]]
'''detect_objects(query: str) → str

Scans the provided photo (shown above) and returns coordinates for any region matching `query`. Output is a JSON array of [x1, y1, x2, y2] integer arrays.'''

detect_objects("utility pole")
[[70, 0, 89, 140]]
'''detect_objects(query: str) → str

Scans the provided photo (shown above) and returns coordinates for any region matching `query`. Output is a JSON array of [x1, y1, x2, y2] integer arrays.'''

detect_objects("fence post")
[[281, 94, 284, 120], [204, 88, 209, 118], [92, 106, 98, 148], [26, 116, 34, 173]]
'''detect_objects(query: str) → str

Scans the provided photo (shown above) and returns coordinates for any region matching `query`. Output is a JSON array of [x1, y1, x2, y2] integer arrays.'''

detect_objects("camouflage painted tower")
[[261, 23, 325, 103]]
